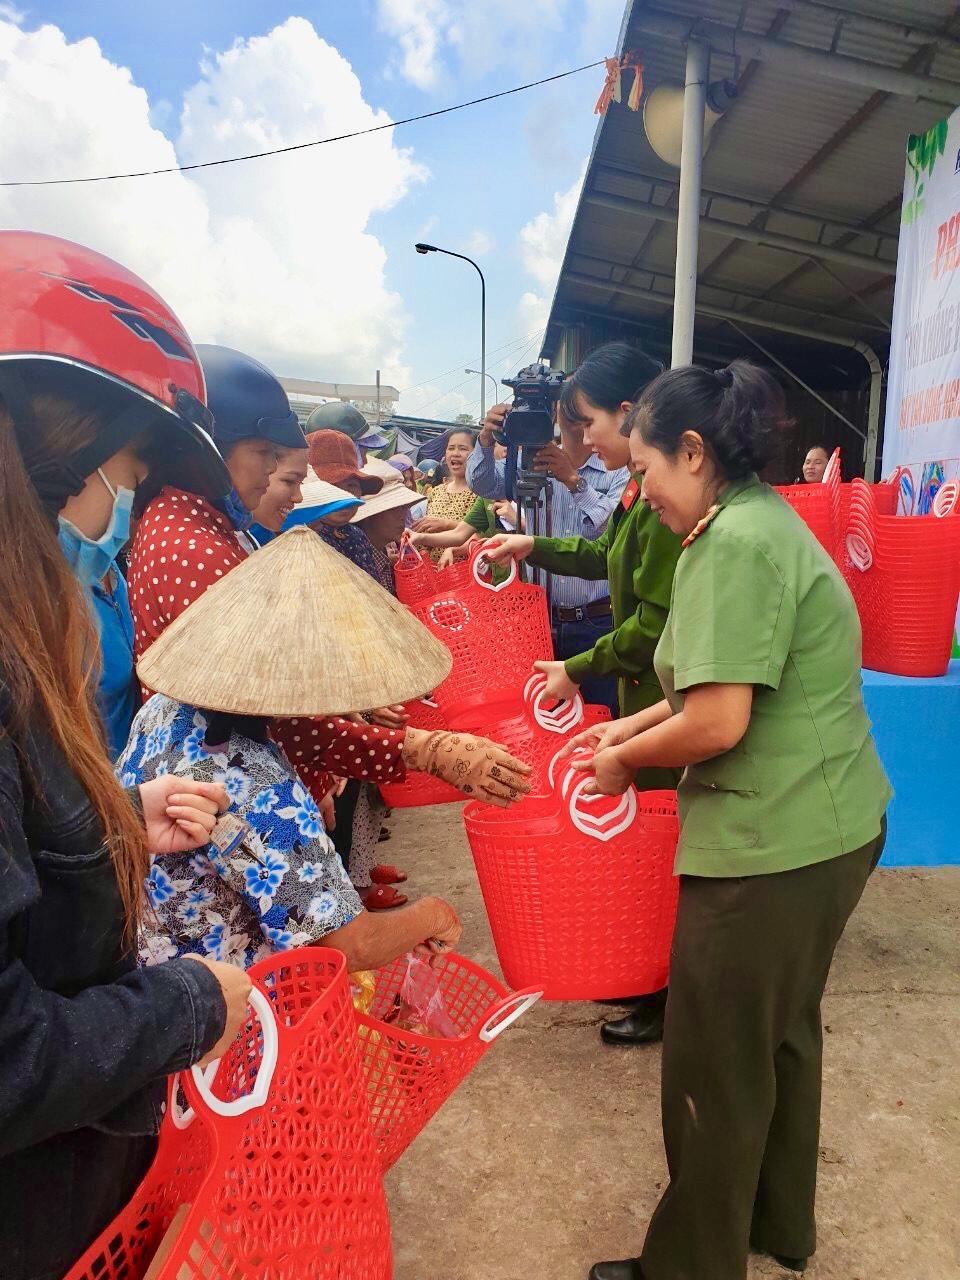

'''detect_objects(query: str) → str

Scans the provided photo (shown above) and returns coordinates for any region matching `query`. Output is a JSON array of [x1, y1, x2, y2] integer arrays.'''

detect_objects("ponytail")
[[625, 359, 787, 478]]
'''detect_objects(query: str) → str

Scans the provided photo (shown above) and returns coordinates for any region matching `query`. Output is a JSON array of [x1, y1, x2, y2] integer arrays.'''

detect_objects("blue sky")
[[1, 1, 624, 418]]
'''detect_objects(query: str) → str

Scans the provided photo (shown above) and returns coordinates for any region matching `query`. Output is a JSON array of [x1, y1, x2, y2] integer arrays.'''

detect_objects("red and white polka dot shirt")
[[128, 487, 406, 797]]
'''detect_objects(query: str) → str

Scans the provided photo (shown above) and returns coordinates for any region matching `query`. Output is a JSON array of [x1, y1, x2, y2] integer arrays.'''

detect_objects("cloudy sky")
[[0, 1, 622, 419]]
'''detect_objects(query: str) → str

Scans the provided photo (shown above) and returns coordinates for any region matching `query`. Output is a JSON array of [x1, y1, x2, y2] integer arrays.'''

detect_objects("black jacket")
[[0, 690, 225, 1277]]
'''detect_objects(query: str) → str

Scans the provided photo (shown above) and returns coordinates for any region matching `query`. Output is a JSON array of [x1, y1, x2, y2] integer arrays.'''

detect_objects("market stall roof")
[[542, 0, 960, 368]]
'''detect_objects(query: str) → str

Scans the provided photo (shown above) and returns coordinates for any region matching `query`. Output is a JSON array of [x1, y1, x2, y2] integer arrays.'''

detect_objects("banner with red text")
[[883, 111, 960, 512]]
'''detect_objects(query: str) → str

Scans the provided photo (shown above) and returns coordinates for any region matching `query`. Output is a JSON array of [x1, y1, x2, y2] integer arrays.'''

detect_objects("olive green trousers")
[[639, 826, 885, 1280]]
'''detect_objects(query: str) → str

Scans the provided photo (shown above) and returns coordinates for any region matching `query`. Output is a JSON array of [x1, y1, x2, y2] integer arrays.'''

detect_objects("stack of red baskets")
[[387, 539, 615, 805], [464, 748, 679, 1001], [413, 542, 554, 724], [841, 477, 960, 677]]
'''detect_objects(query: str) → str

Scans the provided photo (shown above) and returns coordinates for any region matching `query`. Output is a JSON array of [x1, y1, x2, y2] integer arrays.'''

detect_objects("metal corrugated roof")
[[544, 0, 960, 362]]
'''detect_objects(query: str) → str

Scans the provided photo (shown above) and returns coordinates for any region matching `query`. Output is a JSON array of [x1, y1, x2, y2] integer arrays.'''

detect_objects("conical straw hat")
[[136, 526, 453, 717]]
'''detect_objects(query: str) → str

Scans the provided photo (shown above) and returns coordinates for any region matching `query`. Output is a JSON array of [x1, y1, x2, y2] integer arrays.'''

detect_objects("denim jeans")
[[552, 613, 620, 718]]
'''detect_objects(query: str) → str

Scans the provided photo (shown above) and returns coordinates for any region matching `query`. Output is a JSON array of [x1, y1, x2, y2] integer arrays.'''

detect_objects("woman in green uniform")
[[562, 360, 890, 1280], [486, 345, 682, 1045]]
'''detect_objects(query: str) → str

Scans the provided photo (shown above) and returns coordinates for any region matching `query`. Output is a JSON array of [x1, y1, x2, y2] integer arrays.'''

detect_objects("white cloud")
[[515, 163, 585, 332], [377, 0, 561, 88], [399, 380, 474, 421], [0, 14, 426, 386], [463, 229, 494, 257]]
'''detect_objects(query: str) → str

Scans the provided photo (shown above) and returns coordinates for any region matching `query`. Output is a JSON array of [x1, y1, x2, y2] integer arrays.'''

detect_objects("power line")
[[0, 61, 605, 188], [401, 327, 546, 397], [405, 330, 545, 416]]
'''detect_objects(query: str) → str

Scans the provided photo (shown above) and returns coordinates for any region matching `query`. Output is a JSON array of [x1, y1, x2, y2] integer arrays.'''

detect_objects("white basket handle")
[[471, 542, 517, 593], [566, 773, 638, 843], [180, 987, 280, 1121], [933, 481, 959, 518], [478, 989, 543, 1043], [546, 742, 592, 790], [523, 673, 585, 736], [397, 531, 424, 563]]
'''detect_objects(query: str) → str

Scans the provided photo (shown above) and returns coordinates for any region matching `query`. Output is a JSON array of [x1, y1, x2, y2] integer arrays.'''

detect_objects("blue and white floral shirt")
[[118, 695, 363, 970]]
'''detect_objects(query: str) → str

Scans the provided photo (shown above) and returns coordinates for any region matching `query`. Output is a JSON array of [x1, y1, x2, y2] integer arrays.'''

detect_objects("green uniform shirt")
[[464, 497, 499, 537], [655, 475, 892, 878], [528, 484, 682, 791]]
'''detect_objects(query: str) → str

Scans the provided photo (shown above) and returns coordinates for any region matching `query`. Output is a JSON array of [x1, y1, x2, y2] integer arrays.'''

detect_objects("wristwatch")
[[569, 475, 589, 495]]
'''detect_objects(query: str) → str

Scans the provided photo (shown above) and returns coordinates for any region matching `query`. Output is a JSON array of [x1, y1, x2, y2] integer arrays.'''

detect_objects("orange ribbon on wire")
[[595, 52, 645, 115], [594, 56, 623, 114]]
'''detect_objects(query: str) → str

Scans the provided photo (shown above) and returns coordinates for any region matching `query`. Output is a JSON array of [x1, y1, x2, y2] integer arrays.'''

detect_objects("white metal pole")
[[671, 39, 709, 368]]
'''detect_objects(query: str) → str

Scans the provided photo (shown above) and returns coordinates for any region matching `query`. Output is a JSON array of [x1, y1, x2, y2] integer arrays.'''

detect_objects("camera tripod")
[[513, 457, 554, 607]]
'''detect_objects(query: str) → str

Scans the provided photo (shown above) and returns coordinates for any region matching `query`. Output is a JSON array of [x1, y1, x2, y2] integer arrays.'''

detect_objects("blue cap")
[[197, 344, 307, 453]]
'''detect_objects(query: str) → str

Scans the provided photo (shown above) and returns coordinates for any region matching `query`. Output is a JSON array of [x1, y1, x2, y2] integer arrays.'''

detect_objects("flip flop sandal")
[[364, 884, 408, 910], [371, 864, 408, 885]]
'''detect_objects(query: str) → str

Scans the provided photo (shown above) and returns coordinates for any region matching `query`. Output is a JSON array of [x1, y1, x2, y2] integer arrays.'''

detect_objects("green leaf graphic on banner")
[[904, 119, 949, 224]]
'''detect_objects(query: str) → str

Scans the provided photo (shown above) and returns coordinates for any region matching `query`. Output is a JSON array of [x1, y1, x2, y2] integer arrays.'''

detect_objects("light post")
[[465, 367, 499, 418], [415, 242, 487, 419]]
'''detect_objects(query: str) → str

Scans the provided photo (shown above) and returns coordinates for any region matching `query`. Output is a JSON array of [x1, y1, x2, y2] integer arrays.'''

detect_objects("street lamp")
[[465, 368, 499, 415], [414, 242, 487, 419]]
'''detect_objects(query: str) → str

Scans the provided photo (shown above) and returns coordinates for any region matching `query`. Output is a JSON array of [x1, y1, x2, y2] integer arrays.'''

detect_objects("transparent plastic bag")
[[383, 953, 458, 1038]]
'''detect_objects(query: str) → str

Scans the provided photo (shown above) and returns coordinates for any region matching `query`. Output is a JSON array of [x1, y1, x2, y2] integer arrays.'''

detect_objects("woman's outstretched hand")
[[567, 746, 634, 797], [533, 659, 579, 703], [482, 533, 534, 563], [555, 716, 636, 765], [139, 777, 228, 853]]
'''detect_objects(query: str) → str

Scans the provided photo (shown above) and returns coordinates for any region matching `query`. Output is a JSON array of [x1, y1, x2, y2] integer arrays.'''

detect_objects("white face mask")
[[58, 468, 135, 587]]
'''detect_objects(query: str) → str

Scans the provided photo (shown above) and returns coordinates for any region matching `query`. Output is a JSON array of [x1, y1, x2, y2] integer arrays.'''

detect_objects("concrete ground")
[[383, 802, 960, 1280]]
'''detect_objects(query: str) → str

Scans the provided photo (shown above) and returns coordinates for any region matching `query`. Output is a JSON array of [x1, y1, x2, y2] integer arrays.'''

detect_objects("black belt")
[[552, 599, 612, 623]]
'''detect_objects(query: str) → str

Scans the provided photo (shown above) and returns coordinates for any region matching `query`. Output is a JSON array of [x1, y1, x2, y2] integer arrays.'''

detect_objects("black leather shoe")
[[588, 1260, 644, 1280], [752, 1239, 809, 1273], [600, 1006, 665, 1046]]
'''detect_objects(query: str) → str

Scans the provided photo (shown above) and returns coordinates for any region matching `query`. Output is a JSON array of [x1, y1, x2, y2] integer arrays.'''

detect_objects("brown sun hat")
[[136, 526, 452, 716], [307, 428, 382, 495]]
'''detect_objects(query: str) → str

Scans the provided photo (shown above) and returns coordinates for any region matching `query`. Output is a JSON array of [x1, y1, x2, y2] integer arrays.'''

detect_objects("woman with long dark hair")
[[562, 360, 889, 1280], [0, 232, 251, 1280]]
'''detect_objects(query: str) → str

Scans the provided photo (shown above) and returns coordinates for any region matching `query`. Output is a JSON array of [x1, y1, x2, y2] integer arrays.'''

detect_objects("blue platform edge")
[[862, 660, 959, 868]]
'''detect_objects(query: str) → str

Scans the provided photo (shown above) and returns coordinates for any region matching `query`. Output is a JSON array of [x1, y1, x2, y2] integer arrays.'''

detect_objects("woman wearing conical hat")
[[124, 528, 530, 971], [126, 348, 530, 852]]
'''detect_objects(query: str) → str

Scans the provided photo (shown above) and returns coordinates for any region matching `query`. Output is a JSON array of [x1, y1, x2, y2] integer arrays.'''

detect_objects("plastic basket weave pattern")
[[464, 758, 680, 1001], [63, 951, 392, 1280], [356, 952, 540, 1170], [394, 540, 473, 609], [841, 478, 960, 677], [411, 545, 553, 722]]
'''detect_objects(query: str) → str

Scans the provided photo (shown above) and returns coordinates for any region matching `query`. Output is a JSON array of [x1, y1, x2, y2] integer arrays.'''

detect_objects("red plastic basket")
[[774, 482, 835, 553], [356, 952, 541, 1169], [64, 950, 391, 1280], [464, 750, 680, 1001], [411, 543, 553, 721], [446, 672, 611, 792], [394, 538, 473, 608], [842, 478, 960, 677], [377, 695, 464, 809]]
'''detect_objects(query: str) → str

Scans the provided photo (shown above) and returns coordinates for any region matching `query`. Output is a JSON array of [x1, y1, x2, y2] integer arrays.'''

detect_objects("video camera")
[[496, 362, 566, 502]]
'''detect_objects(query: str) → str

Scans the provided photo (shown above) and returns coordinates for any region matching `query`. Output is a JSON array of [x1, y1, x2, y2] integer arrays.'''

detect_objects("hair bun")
[[714, 366, 734, 388]]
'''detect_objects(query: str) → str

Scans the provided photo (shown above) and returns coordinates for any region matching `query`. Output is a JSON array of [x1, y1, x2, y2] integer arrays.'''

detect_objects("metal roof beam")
[[632, 9, 960, 106], [565, 271, 870, 349], [593, 163, 899, 247], [570, 252, 885, 331], [771, 0, 960, 49], [582, 190, 895, 273]]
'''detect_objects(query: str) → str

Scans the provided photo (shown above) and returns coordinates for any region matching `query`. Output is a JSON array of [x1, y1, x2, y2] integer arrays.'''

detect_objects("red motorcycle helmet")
[[0, 230, 229, 508]]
